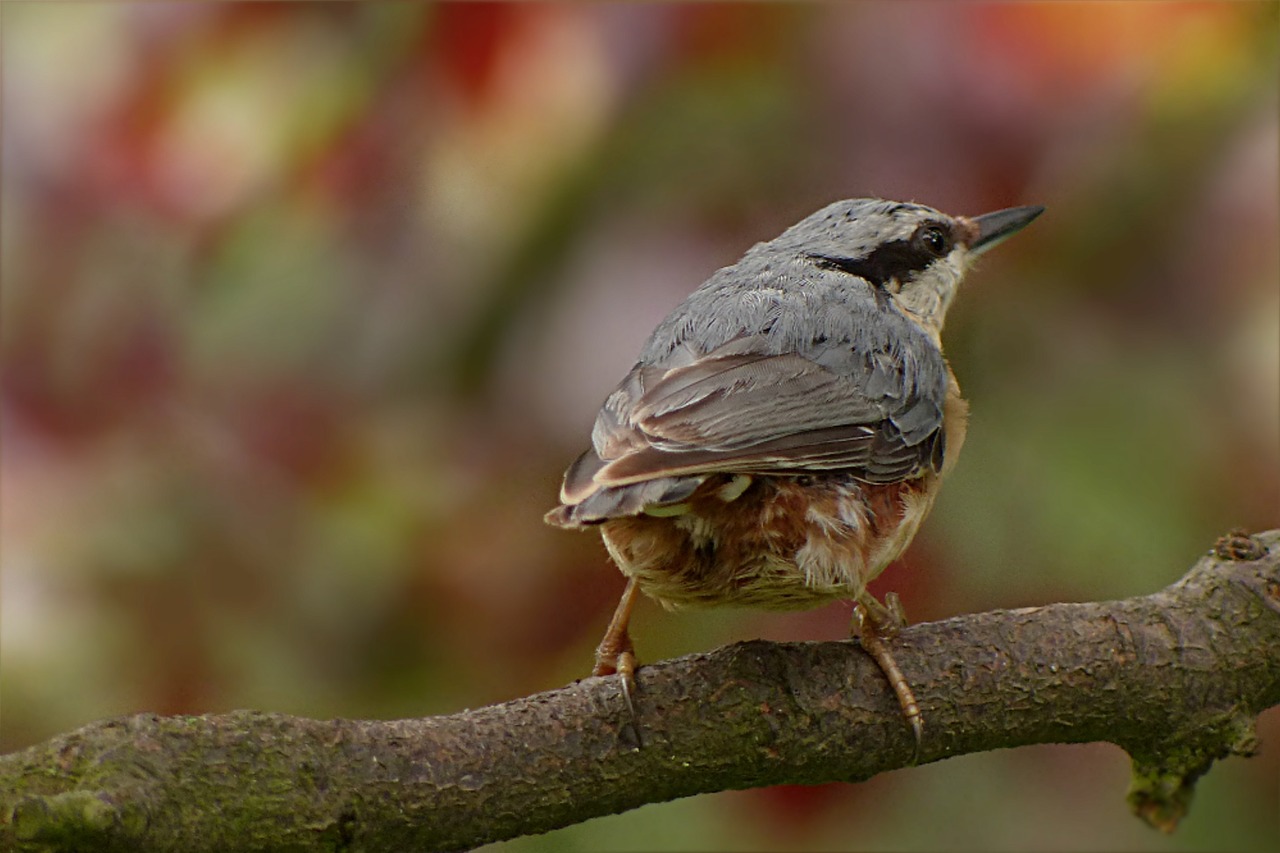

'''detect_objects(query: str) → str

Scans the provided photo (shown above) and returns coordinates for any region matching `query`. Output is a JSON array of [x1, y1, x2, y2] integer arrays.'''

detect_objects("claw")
[[615, 650, 637, 720], [593, 647, 638, 718]]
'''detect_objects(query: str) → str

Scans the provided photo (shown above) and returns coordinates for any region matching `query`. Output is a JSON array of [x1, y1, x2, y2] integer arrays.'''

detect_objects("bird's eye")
[[916, 224, 950, 257]]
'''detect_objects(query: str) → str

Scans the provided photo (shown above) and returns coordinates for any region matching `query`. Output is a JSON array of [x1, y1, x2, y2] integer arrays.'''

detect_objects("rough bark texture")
[[3, 529, 1278, 853]]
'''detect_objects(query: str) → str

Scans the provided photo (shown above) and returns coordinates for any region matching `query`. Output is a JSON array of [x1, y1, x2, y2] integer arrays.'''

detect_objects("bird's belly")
[[600, 473, 939, 611]]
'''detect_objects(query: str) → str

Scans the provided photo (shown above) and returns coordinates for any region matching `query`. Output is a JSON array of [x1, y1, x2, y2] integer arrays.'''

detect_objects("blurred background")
[[2, 2, 1277, 850]]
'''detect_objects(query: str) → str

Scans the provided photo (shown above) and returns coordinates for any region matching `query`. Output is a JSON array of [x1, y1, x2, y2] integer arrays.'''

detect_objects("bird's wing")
[[560, 334, 947, 504]]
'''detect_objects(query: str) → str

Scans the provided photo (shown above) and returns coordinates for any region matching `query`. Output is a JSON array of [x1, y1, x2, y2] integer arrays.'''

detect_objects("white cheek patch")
[[891, 254, 966, 335]]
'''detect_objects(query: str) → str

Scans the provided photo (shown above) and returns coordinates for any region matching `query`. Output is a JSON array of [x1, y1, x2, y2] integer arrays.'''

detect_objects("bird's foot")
[[853, 594, 922, 763], [853, 591, 908, 635], [593, 632, 638, 720], [594, 578, 642, 743]]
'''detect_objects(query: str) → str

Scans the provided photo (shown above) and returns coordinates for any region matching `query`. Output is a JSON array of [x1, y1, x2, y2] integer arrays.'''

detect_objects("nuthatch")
[[546, 198, 1043, 750]]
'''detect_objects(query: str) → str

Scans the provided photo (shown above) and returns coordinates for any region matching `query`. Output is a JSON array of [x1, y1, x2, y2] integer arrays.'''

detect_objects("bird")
[[545, 198, 1043, 750]]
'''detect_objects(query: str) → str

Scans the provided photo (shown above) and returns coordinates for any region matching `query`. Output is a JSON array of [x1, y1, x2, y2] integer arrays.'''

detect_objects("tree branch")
[[4, 529, 1279, 853]]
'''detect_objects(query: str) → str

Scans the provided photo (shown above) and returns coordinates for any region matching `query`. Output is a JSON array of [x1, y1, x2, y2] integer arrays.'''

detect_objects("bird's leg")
[[594, 577, 640, 718], [852, 591, 922, 762]]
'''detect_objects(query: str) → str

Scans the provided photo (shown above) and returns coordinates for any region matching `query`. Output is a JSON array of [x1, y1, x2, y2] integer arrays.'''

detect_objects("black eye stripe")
[[808, 221, 953, 288], [808, 239, 934, 288]]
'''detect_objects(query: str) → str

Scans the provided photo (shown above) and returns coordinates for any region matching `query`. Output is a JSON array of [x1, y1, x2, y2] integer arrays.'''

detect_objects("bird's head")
[[768, 199, 1044, 336]]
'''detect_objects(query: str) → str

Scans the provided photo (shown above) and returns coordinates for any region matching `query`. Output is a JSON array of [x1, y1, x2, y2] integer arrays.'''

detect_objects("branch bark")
[[4, 530, 1279, 853]]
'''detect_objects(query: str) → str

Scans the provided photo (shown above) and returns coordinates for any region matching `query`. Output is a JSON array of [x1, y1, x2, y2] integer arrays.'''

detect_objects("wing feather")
[[580, 334, 945, 492]]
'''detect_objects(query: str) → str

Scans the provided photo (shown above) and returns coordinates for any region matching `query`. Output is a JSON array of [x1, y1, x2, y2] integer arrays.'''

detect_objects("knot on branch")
[[1125, 710, 1258, 834], [1212, 528, 1269, 562]]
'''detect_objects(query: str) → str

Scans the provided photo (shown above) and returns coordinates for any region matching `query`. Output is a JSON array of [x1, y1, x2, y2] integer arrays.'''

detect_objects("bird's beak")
[[967, 205, 1044, 255]]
